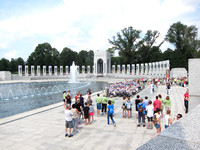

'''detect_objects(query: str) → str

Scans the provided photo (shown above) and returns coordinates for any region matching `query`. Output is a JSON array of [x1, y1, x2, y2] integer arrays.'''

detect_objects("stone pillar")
[[60, 66, 63, 75], [25, 65, 28, 76], [189, 59, 200, 111], [31, 66, 35, 76], [18, 65, 22, 76], [87, 66, 90, 74], [132, 64, 135, 75], [117, 65, 121, 74], [122, 65, 125, 74], [160, 61, 164, 77], [82, 66, 85, 74], [148, 63, 151, 76], [152, 62, 155, 76], [127, 64, 130, 75], [155, 62, 158, 76], [136, 64, 139, 75], [49, 66, 52, 76], [54, 66, 57, 76], [92, 66, 94, 74], [141, 64, 144, 75], [112, 65, 115, 73], [43, 66, 46, 76], [37, 66, 40, 76], [145, 63, 148, 75], [65, 66, 68, 74]]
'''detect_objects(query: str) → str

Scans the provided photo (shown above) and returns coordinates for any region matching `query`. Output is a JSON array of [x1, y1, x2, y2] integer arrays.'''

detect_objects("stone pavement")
[[0, 84, 187, 150]]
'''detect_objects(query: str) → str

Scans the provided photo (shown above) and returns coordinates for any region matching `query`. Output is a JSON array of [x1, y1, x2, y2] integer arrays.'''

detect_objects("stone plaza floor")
[[0, 84, 187, 150]]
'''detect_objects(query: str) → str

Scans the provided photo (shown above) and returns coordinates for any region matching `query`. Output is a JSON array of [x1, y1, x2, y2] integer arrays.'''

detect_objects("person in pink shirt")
[[153, 96, 161, 114]]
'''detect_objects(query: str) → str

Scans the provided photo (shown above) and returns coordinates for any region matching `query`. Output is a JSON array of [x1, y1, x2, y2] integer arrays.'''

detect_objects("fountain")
[[69, 61, 78, 83]]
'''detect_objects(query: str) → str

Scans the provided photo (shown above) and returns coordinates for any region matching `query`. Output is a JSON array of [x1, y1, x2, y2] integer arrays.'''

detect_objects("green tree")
[[165, 21, 200, 69], [59, 47, 78, 68], [137, 30, 164, 63], [0, 58, 10, 71], [109, 27, 141, 64]]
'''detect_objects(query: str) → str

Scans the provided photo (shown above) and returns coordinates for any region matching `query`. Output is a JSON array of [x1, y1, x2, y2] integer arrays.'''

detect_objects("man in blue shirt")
[[137, 99, 146, 127]]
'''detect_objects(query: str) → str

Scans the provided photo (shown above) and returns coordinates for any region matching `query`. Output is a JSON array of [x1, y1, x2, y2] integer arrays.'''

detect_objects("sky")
[[0, 0, 200, 61]]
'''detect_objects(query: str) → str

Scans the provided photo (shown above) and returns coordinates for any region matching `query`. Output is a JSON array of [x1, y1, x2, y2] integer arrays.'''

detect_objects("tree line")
[[109, 21, 200, 70], [0, 21, 199, 73]]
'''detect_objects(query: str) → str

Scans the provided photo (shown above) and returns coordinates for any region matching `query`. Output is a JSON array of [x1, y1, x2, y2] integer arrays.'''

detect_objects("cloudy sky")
[[0, 0, 200, 61]]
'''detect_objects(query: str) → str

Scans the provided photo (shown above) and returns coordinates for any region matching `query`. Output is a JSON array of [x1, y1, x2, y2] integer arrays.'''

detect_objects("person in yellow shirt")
[[96, 93, 102, 116], [101, 94, 108, 115]]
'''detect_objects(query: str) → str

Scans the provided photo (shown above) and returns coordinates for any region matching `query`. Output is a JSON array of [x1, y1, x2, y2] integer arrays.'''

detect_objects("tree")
[[0, 58, 10, 71], [109, 27, 141, 64], [59, 47, 78, 68], [136, 30, 164, 63], [27, 42, 60, 68], [165, 21, 200, 69]]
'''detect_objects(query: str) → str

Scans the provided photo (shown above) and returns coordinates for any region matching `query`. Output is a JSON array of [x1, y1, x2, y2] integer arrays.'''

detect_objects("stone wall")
[[189, 58, 200, 110], [0, 71, 11, 81]]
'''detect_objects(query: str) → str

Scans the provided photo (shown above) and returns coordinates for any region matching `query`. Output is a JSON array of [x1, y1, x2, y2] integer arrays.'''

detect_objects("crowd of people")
[[62, 78, 186, 138]]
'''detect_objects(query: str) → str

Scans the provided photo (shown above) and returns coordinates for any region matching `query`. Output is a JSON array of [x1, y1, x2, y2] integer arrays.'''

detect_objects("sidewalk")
[[0, 84, 187, 150]]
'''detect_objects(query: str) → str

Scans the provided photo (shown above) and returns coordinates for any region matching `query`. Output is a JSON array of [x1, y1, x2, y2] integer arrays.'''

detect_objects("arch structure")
[[94, 50, 111, 76]]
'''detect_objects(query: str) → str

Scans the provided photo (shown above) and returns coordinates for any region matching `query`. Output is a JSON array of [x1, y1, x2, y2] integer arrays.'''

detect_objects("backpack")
[[126, 101, 131, 109], [138, 104, 143, 113], [109, 106, 114, 114], [153, 114, 158, 124]]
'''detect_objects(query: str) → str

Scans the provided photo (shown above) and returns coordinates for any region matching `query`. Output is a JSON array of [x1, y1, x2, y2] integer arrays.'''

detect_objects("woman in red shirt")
[[184, 89, 189, 113]]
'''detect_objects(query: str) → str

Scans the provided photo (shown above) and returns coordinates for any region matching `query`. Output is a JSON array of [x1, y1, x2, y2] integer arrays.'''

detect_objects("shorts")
[[126, 108, 132, 110], [154, 123, 160, 129], [165, 125, 169, 129], [65, 120, 73, 128], [97, 103, 101, 110], [89, 112, 94, 116], [84, 114, 89, 119], [147, 117, 153, 122]]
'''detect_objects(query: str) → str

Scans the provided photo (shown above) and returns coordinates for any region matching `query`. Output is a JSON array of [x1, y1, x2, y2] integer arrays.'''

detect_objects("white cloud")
[[4, 50, 17, 60]]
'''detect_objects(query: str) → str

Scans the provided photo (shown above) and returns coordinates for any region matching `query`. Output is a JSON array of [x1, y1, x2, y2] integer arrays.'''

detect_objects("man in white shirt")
[[64, 104, 73, 137]]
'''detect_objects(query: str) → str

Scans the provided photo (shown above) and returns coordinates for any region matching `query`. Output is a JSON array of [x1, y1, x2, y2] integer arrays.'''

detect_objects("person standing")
[[164, 96, 171, 110], [166, 82, 171, 95], [184, 89, 189, 113], [135, 95, 140, 119], [101, 94, 108, 115], [152, 108, 161, 138], [107, 100, 116, 127], [165, 109, 174, 129], [153, 96, 161, 114], [137, 99, 146, 127], [96, 93, 102, 116], [64, 104, 73, 137], [122, 96, 127, 118], [125, 97, 133, 118], [146, 100, 154, 129]]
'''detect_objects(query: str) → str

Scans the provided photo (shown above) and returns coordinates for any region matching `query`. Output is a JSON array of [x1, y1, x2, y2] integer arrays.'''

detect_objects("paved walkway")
[[0, 84, 187, 150]]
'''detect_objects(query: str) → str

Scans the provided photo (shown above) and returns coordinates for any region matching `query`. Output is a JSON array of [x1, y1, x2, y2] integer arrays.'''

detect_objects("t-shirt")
[[75, 102, 81, 112], [80, 96, 84, 107], [64, 109, 73, 121], [153, 99, 161, 111], [89, 106, 94, 113], [165, 114, 170, 126], [164, 99, 171, 107], [83, 106, 89, 115], [143, 99, 149, 108], [107, 104, 114, 114], [109, 98, 115, 105], [101, 97, 108, 104], [63, 93, 66, 100], [66, 97, 71, 104], [184, 93, 189, 101], [137, 103, 146, 114], [96, 97, 101, 103], [146, 105, 154, 117], [71, 108, 78, 119], [125, 100, 133, 109]]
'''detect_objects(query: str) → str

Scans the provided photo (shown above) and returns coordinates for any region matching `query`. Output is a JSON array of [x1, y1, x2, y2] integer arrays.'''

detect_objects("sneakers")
[[114, 123, 117, 127], [76, 129, 80, 133], [143, 124, 146, 127], [137, 124, 140, 127], [65, 133, 68, 137], [68, 134, 73, 138]]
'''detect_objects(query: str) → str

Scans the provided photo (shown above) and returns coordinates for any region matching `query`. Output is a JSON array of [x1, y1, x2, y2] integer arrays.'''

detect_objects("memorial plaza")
[[0, 78, 188, 150]]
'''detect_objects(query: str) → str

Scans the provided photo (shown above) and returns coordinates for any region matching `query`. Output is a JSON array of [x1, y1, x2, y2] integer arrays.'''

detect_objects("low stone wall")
[[0, 71, 11, 81]]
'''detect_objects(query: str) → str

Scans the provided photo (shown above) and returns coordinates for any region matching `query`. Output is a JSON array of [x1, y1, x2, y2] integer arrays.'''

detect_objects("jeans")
[[138, 113, 145, 123], [107, 113, 115, 125], [184, 100, 188, 113]]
